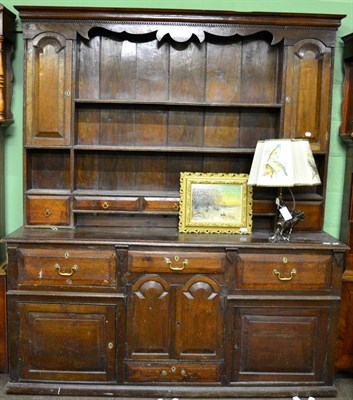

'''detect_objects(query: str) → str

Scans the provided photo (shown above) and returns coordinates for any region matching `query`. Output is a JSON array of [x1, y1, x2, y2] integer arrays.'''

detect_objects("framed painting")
[[178, 172, 253, 234]]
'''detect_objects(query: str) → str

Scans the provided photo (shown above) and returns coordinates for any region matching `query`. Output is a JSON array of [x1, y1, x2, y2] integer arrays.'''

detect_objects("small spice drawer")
[[26, 195, 70, 225], [236, 253, 332, 290], [125, 362, 221, 383], [74, 196, 140, 211], [16, 247, 117, 290], [143, 197, 179, 212], [128, 250, 225, 273]]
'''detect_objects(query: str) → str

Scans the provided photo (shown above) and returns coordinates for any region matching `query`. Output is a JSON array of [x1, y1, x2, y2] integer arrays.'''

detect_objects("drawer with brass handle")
[[26, 195, 70, 225], [16, 247, 117, 290], [125, 362, 221, 382], [143, 197, 179, 212], [128, 250, 225, 273], [236, 253, 332, 290], [74, 196, 140, 212]]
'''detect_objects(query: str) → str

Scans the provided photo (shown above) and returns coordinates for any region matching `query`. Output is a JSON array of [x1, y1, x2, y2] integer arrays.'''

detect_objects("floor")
[[0, 373, 352, 400]]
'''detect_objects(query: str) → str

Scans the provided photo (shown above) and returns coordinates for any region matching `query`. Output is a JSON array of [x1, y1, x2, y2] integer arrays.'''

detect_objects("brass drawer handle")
[[102, 201, 109, 209], [173, 203, 179, 211], [165, 256, 188, 271], [54, 263, 79, 277], [44, 209, 51, 217], [273, 268, 296, 281]]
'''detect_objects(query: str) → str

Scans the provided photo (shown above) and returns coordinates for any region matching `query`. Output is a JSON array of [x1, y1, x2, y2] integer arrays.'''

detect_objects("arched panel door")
[[128, 274, 172, 359], [175, 275, 224, 360], [284, 39, 333, 151], [25, 32, 72, 145]]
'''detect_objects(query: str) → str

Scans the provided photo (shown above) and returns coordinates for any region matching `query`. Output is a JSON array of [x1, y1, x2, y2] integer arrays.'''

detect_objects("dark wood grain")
[[5, 6, 347, 397]]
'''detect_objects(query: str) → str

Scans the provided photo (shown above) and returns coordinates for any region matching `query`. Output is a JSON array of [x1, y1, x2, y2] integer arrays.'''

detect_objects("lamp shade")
[[248, 139, 321, 187]]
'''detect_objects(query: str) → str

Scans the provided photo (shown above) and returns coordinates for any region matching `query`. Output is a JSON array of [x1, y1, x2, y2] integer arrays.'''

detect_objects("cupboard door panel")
[[128, 275, 172, 359], [232, 305, 330, 383], [18, 303, 116, 382], [176, 276, 224, 360], [26, 32, 72, 145], [284, 39, 332, 151]]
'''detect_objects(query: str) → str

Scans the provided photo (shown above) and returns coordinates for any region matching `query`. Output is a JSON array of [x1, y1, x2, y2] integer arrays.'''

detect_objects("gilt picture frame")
[[178, 172, 253, 234]]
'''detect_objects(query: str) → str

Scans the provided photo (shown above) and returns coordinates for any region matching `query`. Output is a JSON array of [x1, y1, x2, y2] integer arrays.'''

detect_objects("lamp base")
[[269, 208, 305, 242]]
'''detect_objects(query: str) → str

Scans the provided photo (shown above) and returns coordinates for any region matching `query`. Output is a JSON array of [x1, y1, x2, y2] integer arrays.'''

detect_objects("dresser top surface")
[[3, 226, 348, 251]]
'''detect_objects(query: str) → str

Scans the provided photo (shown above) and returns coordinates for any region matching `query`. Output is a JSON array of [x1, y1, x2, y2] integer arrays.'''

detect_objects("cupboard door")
[[25, 32, 72, 145], [231, 305, 331, 383], [284, 39, 333, 151], [128, 275, 172, 359], [176, 275, 224, 360], [18, 302, 116, 382]]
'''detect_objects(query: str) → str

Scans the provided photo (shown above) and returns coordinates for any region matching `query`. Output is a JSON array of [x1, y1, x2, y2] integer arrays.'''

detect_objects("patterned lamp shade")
[[248, 139, 321, 187]]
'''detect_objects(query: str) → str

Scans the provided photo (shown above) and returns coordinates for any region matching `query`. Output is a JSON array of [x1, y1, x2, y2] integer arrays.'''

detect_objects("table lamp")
[[248, 139, 321, 242]]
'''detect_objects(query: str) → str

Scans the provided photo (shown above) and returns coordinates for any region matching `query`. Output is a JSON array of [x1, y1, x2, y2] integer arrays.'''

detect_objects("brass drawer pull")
[[165, 256, 188, 271], [273, 268, 296, 281], [102, 201, 109, 209], [44, 209, 51, 217], [54, 263, 79, 277]]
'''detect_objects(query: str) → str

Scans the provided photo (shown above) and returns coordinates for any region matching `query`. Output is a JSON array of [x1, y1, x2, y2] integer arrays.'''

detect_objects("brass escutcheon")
[[102, 201, 109, 209], [44, 209, 51, 217]]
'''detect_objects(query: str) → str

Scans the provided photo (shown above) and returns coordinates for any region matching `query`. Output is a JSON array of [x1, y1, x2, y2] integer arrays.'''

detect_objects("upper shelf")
[[74, 99, 283, 108]]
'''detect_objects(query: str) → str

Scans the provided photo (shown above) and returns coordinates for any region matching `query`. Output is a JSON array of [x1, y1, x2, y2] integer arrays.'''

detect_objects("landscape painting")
[[191, 183, 242, 224], [178, 172, 253, 234]]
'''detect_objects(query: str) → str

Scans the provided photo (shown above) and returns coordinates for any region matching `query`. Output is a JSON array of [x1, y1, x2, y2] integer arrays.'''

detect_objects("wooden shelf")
[[75, 99, 283, 108], [73, 145, 257, 153]]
